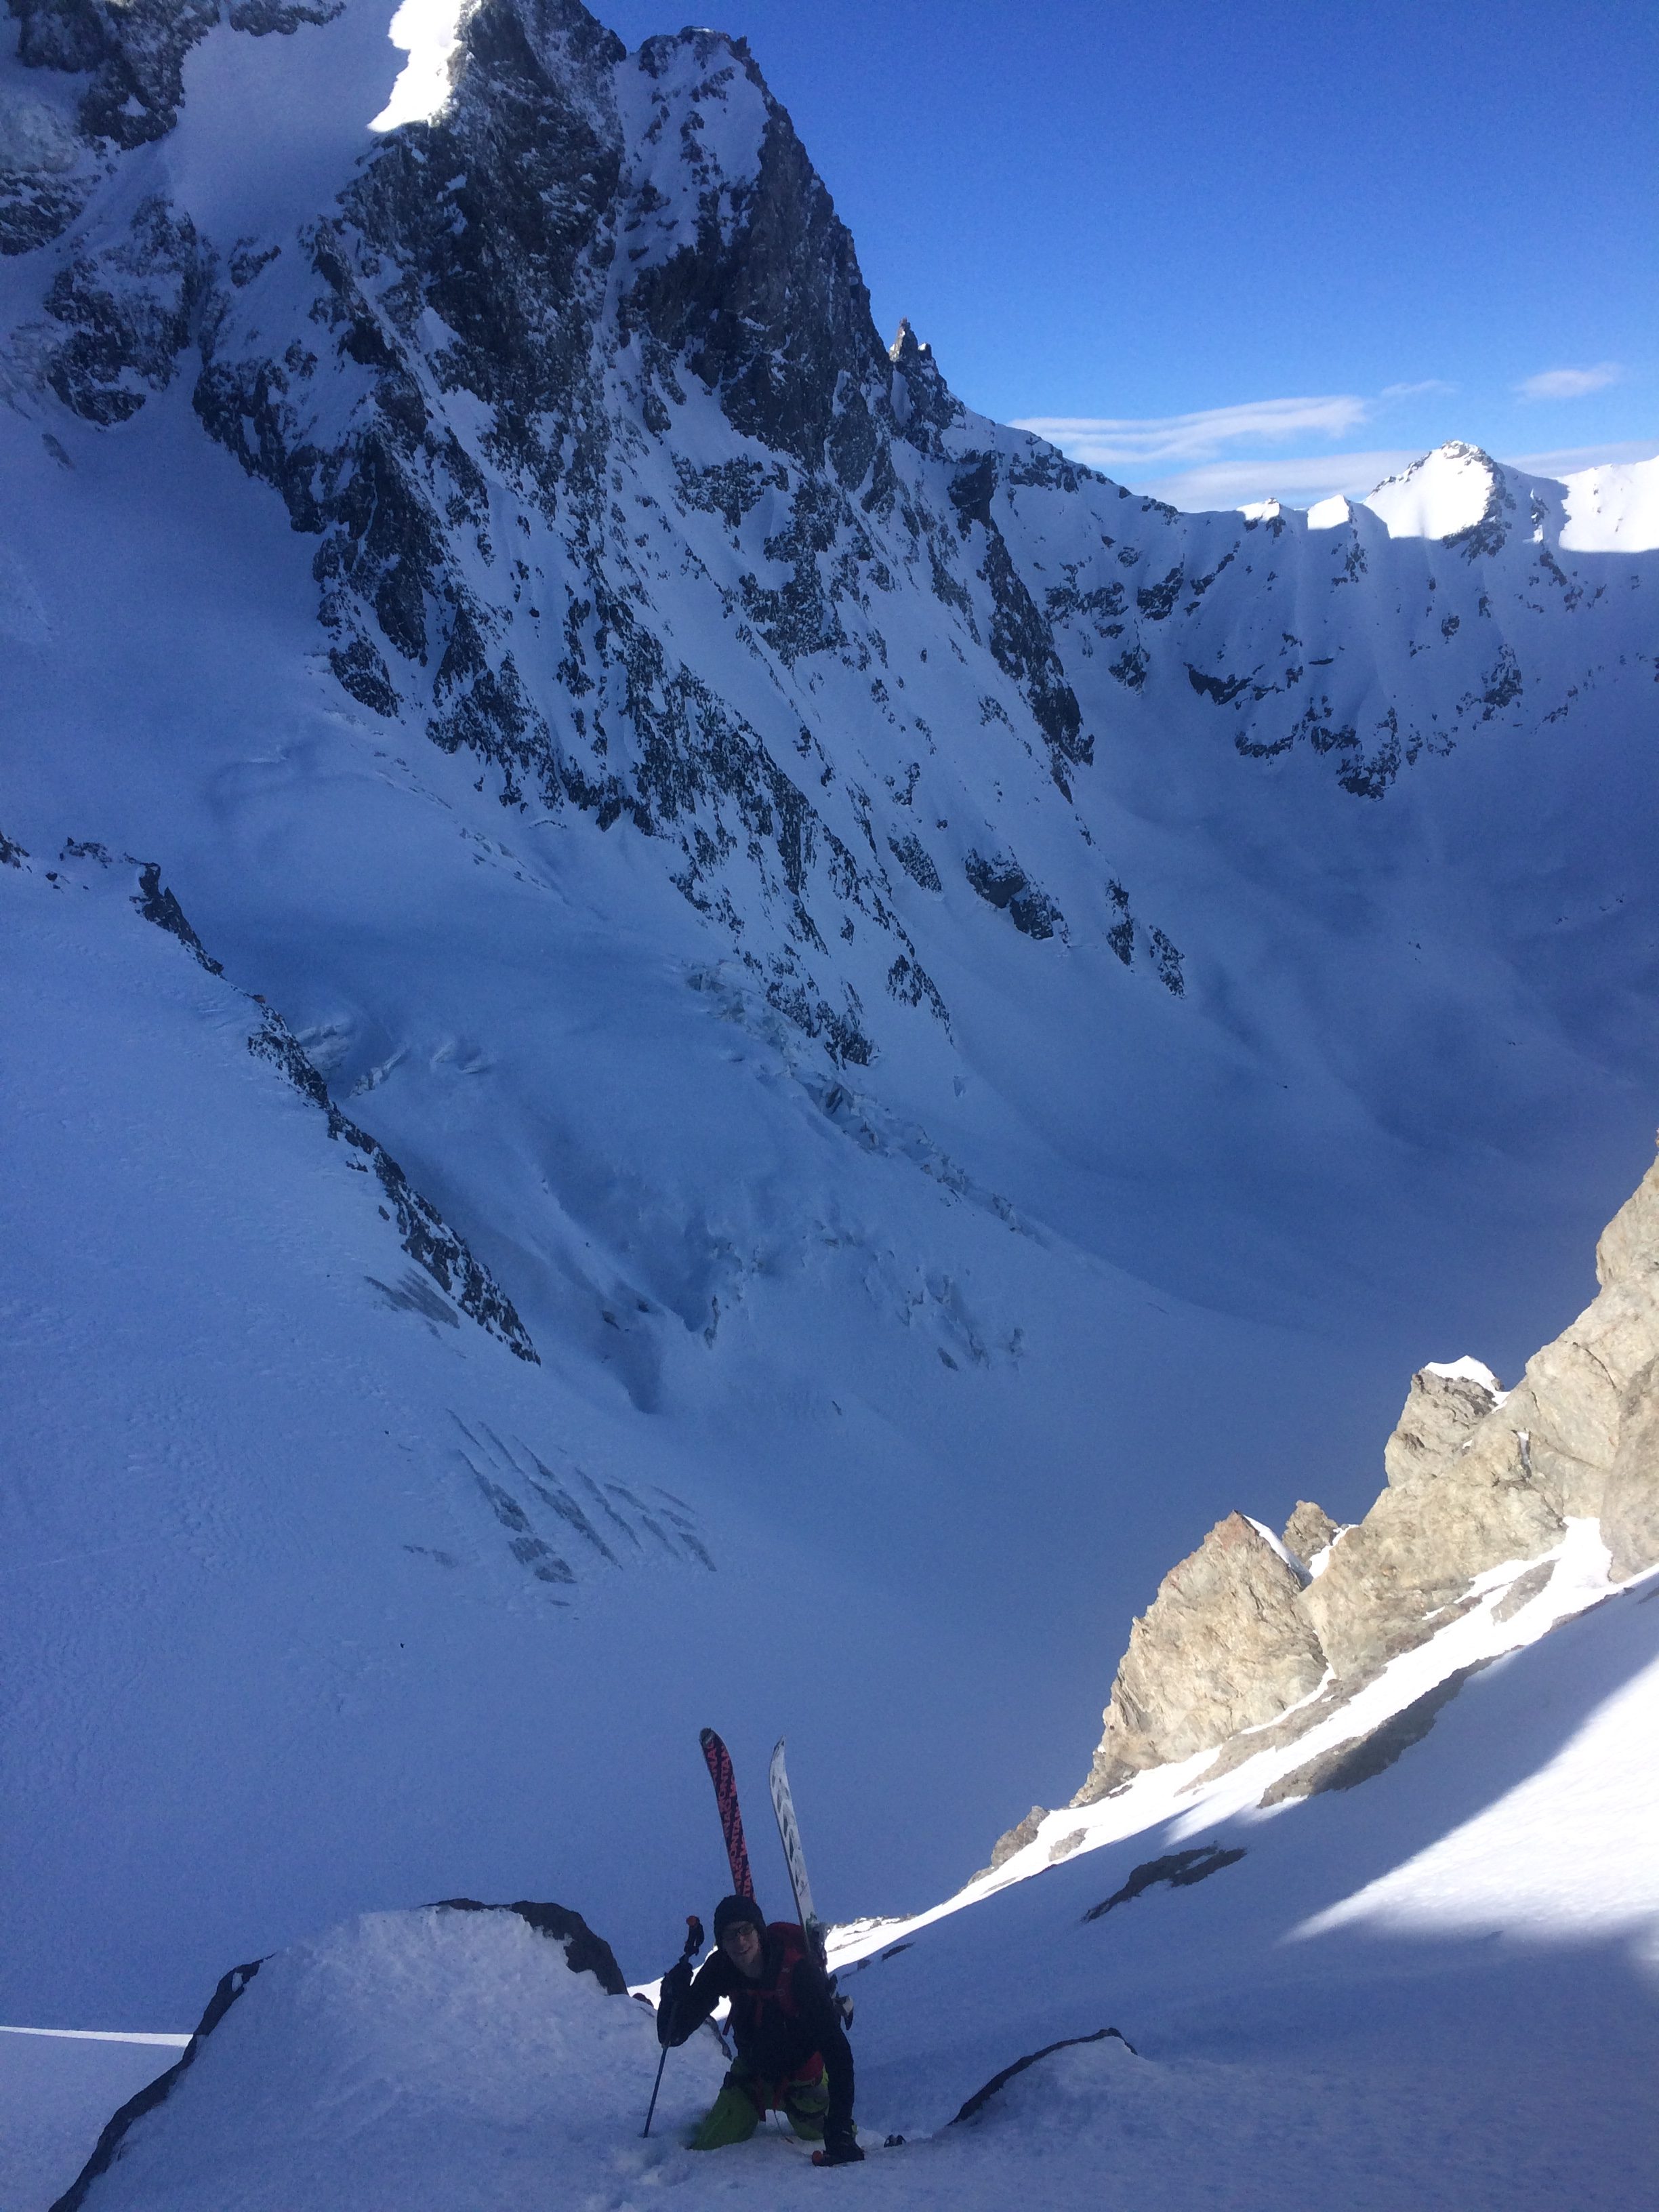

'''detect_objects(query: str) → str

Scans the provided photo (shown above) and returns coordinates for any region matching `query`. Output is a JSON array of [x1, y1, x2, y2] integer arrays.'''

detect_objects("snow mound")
[[60, 1904, 726, 2211]]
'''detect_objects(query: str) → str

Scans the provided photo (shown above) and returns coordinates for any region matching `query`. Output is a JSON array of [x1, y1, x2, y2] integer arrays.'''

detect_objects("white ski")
[[768, 1737, 821, 1950], [770, 1738, 853, 2026]]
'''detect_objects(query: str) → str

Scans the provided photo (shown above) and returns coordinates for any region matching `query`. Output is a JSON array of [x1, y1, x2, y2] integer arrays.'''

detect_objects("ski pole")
[[642, 1914, 704, 2139]]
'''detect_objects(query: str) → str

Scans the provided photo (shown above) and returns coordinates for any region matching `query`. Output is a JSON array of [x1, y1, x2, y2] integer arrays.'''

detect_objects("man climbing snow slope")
[[657, 1894, 862, 2163]]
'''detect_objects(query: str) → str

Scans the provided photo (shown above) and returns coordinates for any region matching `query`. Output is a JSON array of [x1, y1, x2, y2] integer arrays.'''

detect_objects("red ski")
[[699, 1727, 756, 1899]]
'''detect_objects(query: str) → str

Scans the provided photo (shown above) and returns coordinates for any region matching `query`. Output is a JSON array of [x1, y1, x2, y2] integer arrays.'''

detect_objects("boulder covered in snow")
[[54, 1902, 722, 2212]]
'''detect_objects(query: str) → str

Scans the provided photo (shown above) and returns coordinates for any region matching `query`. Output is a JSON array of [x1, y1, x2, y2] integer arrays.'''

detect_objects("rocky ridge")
[[989, 1141, 1659, 1852], [4, 0, 1656, 1078]]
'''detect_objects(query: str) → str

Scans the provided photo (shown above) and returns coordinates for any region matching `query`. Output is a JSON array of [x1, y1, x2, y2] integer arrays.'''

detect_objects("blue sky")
[[594, 0, 1657, 508]]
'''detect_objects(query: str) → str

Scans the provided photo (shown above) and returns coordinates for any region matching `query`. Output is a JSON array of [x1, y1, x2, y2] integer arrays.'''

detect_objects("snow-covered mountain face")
[[3, 0, 1658, 2023]]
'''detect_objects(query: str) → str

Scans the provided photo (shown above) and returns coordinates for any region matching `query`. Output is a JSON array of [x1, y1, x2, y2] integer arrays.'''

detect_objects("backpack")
[[729, 1921, 811, 2036]]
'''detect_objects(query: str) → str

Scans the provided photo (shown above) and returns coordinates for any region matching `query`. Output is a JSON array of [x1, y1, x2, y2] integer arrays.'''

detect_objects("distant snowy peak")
[[1559, 453, 1659, 553], [1363, 441, 1510, 547], [1360, 439, 1659, 558]]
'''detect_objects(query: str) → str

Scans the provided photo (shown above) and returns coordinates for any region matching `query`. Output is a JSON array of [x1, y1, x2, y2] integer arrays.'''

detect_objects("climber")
[[656, 1893, 862, 2163]]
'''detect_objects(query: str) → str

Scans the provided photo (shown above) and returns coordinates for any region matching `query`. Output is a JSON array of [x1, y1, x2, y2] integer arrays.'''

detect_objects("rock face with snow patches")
[[5, 0, 1656, 1056], [1071, 1149, 1659, 1807]]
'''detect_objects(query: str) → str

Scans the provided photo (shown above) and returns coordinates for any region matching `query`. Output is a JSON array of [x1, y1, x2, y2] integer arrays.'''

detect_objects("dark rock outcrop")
[[1258, 1662, 1493, 1807], [980, 1803, 1046, 1877], [249, 1004, 540, 1363], [130, 861, 223, 972], [433, 1898, 626, 1994], [1080, 1845, 1244, 1921], [50, 1958, 265, 2212], [128, 856, 537, 1361], [950, 2026, 1136, 2126]]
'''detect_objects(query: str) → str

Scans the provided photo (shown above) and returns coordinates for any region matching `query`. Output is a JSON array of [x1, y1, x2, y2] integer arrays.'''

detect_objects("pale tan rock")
[[1383, 1364, 1505, 1488], [1300, 1155, 1659, 1668], [1599, 1356, 1659, 1581], [1072, 1512, 1327, 1805], [1282, 1500, 1340, 1564], [1503, 1156, 1659, 1525], [1299, 1422, 1563, 1678], [1059, 1146, 1659, 1818], [979, 1805, 1045, 1877]]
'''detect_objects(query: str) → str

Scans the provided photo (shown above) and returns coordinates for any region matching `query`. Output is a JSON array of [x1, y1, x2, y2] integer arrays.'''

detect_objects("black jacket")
[[663, 1927, 854, 2130]]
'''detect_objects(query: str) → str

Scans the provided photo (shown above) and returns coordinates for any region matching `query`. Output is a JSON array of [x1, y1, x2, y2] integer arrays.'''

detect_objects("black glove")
[[816, 2122, 864, 2166], [655, 1960, 692, 2047]]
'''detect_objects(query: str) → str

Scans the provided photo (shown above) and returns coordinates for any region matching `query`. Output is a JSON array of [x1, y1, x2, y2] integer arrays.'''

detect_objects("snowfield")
[[27, 1547, 1659, 2211]]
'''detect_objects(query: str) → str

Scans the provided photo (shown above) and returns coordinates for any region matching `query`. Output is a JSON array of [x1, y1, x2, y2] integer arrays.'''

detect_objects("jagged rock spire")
[[887, 317, 961, 442]]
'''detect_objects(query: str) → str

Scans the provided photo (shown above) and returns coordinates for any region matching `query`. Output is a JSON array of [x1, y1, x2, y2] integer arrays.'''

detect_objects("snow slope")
[[3, 0, 1658, 2030], [0, 2034, 182, 2212], [44, 1542, 1659, 2212]]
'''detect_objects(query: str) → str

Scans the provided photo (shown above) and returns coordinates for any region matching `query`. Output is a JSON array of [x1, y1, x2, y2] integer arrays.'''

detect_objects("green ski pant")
[[689, 2059, 831, 2150]]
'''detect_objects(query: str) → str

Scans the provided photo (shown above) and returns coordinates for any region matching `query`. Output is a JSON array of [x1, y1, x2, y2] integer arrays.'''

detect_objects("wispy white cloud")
[[1504, 440, 1659, 478], [1380, 379, 1456, 401], [1515, 363, 1624, 401], [1128, 439, 1659, 516], [1012, 394, 1368, 468], [1136, 449, 1420, 514]]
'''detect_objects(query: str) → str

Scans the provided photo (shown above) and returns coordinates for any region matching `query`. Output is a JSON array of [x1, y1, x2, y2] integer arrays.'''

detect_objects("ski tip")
[[771, 1736, 786, 1761], [699, 1726, 718, 1748]]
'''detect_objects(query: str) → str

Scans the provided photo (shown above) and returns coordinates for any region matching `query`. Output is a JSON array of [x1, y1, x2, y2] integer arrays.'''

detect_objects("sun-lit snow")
[[1423, 1355, 1507, 1399], [1363, 441, 1498, 538], [1559, 453, 1659, 554], [1245, 1515, 1310, 1578], [370, 0, 468, 131]]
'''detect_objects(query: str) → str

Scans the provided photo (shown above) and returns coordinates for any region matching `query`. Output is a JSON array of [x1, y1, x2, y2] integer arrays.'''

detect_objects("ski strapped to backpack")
[[768, 1738, 825, 1965], [770, 1737, 853, 2029]]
